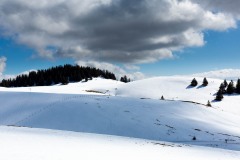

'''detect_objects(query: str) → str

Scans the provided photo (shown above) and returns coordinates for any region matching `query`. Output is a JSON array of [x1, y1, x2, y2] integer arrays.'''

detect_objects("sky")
[[0, 0, 240, 80]]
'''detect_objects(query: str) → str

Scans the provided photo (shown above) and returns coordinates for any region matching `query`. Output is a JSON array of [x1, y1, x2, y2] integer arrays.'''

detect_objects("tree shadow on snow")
[[197, 85, 206, 89], [211, 99, 220, 103], [186, 85, 195, 89]]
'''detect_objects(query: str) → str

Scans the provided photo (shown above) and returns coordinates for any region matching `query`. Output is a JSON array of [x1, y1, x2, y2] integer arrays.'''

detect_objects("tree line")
[[215, 79, 240, 101], [190, 77, 240, 101], [0, 64, 117, 87]]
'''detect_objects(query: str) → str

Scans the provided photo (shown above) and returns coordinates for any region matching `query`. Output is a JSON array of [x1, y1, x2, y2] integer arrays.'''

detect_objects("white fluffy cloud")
[[76, 60, 145, 80], [0, 57, 14, 81], [191, 69, 240, 81], [0, 0, 238, 64]]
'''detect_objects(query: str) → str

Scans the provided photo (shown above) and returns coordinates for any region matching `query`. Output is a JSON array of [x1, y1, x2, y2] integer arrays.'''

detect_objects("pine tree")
[[202, 77, 208, 86], [223, 79, 228, 88], [219, 83, 226, 94], [190, 78, 198, 87], [215, 89, 224, 101], [226, 80, 235, 94], [236, 79, 240, 94]]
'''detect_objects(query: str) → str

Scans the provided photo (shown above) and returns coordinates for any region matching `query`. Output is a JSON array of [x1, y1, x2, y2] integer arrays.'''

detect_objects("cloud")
[[0, 0, 238, 64], [76, 60, 145, 80], [0, 57, 15, 81], [192, 0, 240, 19], [191, 69, 240, 81], [0, 57, 7, 73]]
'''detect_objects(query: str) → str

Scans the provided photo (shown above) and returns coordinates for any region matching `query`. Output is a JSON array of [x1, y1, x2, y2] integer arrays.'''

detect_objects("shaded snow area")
[[0, 77, 240, 159], [0, 126, 239, 160]]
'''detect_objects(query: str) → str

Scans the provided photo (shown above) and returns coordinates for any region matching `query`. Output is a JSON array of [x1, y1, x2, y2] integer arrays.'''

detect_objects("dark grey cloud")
[[192, 0, 240, 18], [0, 0, 237, 64]]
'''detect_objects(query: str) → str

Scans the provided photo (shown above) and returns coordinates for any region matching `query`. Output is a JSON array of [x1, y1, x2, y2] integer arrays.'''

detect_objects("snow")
[[0, 77, 240, 158], [0, 78, 121, 95], [117, 76, 240, 115], [0, 126, 239, 160]]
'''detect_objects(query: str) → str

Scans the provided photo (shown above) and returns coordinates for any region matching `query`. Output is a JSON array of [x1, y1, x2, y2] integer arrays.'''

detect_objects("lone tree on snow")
[[190, 78, 198, 87], [202, 77, 208, 86]]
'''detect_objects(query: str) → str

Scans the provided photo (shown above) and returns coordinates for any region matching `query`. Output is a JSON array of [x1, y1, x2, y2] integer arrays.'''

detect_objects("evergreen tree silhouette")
[[190, 78, 198, 87], [0, 64, 117, 87], [202, 77, 208, 86], [226, 80, 235, 94], [236, 79, 240, 94], [215, 89, 224, 101]]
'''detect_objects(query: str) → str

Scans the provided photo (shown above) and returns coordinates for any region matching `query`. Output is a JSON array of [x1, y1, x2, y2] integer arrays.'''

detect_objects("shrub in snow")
[[161, 95, 165, 100], [190, 78, 198, 87], [207, 100, 212, 107]]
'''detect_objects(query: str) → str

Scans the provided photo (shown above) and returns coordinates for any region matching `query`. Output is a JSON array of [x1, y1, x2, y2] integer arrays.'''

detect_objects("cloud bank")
[[191, 69, 240, 81], [0, 0, 238, 65], [76, 60, 145, 80]]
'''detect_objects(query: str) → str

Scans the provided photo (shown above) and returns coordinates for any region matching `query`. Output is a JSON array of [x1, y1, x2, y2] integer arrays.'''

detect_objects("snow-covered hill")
[[0, 77, 240, 158], [0, 126, 239, 160], [117, 76, 240, 115]]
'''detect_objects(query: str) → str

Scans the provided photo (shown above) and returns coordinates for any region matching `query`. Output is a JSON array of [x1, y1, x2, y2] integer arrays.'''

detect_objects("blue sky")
[[0, 0, 240, 79], [143, 26, 240, 76], [0, 37, 73, 75]]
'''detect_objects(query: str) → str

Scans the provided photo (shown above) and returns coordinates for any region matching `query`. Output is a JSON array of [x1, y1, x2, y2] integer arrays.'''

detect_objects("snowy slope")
[[0, 91, 240, 151], [2, 77, 238, 115], [1, 76, 237, 116], [1, 126, 239, 160], [117, 76, 240, 115], [0, 77, 240, 156]]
